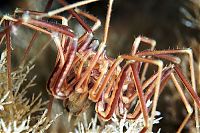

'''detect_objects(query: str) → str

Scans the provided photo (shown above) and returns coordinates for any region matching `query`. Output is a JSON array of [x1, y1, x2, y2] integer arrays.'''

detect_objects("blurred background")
[[0, 0, 199, 132]]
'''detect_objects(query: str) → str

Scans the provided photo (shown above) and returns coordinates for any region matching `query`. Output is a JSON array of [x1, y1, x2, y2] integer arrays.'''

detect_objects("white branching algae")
[[74, 100, 162, 133], [0, 51, 60, 133]]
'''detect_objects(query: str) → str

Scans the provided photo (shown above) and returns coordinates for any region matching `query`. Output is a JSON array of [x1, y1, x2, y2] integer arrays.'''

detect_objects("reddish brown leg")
[[57, 0, 101, 32], [137, 49, 199, 132], [131, 62, 149, 132], [89, 57, 123, 102], [91, 54, 163, 133], [19, 0, 54, 67], [75, 0, 114, 93], [121, 55, 163, 132], [47, 95, 55, 119], [51, 49, 95, 97], [122, 66, 173, 121], [145, 66, 198, 132], [131, 36, 156, 83], [75, 9, 101, 32], [174, 65, 200, 108], [4, 21, 12, 92], [57, 0, 92, 33], [170, 72, 193, 133], [57, 0, 102, 52], [19, 32, 39, 68], [96, 63, 129, 120], [134, 64, 199, 132], [49, 38, 77, 99]]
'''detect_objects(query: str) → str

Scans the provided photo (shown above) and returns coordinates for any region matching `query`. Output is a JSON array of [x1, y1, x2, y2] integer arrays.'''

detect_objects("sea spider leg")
[[0, 20, 17, 121], [142, 65, 199, 132], [14, 7, 70, 67], [80, 52, 109, 93], [130, 49, 199, 132], [47, 0, 103, 96], [95, 60, 129, 119], [57, 0, 92, 33], [119, 49, 180, 110], [75, 9, 101, 51], [75, 9, 101, 32], [38, 0, 101, 64], [75, 0, 114, 93], [49, 0, 114, 115], [56, 0, 101, 52], [0, 13, 75, 119], [48, 46, 97, 99], [174, 65, 200, 132], [1, 14, 75, 66], [118, 36, 157, 109], [14, 8, 69, 67], [49, 38, 77, 99], [122, 53, 181, 106], [91, 55, 163, 133], [0, 16, 56, 36], [137, 49, 199, 132], [141, 65, 199, 132], [58, 0, 101, 32], [0, 14, 75, 74], [17, 0, 53, 67], [130, 62, 149, 132], [121, 55, 163, 132], [170, 72, 193, 133], [120, 66, 173, 121], [131, 36, 156, 83], [89, 57, 123, 102], [52, 7, 101, 66]]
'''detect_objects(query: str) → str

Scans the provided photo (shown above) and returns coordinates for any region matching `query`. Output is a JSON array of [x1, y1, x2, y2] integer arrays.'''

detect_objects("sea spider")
[[0, 0, 199, 132]]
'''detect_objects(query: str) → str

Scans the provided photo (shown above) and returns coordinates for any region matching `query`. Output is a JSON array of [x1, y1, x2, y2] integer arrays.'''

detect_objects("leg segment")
[[131, 36, 156, 83], [131, 62, 149, 132], [170, 73, 193, 133]]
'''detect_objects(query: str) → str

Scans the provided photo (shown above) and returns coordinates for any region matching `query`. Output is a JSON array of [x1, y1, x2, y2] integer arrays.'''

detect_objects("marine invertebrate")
[[0, 0, 199, 132]]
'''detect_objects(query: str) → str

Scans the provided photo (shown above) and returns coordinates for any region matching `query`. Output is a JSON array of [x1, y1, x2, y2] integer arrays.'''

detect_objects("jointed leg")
[[140, 65, 195, 132], [96, 63, 129, 120], [170, 73, 193, 133], [91, 54, 163, 133], [56, 0, 102, 52], [131, 36, 156, 83], [75, 0, 114, 93], [174, 65, 200, 108], [75, 9, 101, 51], [137, 49, 199, 132], [139, 65, 199, 132], [131, 62, 149, 132], [89, 57, 123, 102], [120, 55, 163, 132], [71, 0, 114, 95], [75, 8, 101, 32], [121, 65, 173, 121], [14, 7, 70, 68]]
